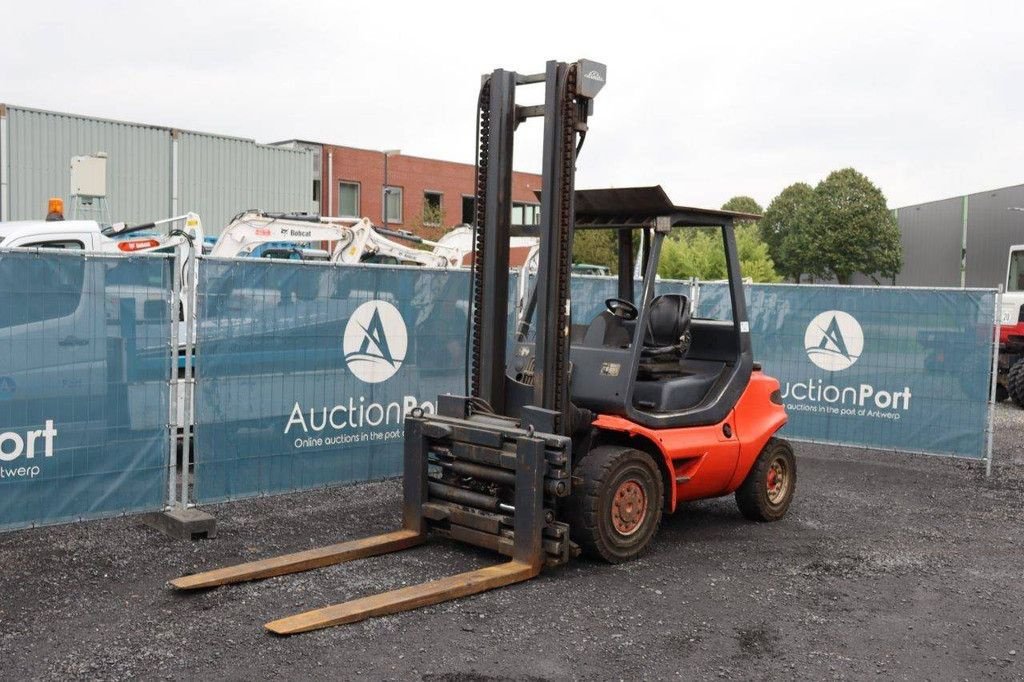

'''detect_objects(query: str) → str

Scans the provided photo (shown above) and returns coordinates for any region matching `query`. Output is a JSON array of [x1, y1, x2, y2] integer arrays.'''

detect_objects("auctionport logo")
[[804, 310, 863, 371], [343, 300, 408, 384]]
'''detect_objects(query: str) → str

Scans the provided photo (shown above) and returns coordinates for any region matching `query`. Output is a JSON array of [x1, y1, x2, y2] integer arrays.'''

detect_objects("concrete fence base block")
[[143, 508, 217, 541]]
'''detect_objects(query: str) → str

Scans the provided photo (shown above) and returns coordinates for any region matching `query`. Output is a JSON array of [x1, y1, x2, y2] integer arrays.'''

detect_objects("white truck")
[[0, 213, 203, 254], [1000, 245, 1024, 406]]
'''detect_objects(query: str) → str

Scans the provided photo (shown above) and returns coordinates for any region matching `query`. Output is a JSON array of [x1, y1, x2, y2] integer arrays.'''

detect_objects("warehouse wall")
[[177, 132, 316, 233], [848, 184, 1024, 288], [964, 185, 1024, 288], [1, 105, 170, 224], [0, 105, 314, 233], [887, 196, 964, 287]]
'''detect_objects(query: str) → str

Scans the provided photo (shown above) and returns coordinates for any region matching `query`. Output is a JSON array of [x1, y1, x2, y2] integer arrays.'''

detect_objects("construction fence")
[[0, 251, 1001, 530]]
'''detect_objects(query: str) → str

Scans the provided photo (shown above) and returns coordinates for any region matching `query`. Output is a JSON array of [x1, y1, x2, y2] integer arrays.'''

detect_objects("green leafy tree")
[[572, 229, 618, 271], [721, 195, 763, 220], [760, 182, 815, 282], [416, 202, 446, 241], [806, 168, 902, 284], [657, 223, 781, 283]]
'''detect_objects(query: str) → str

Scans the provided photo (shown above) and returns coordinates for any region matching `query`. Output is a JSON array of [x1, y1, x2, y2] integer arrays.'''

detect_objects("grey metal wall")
[[889, 196, 964, 287], [964, 185, 1024, 288], [1, 106, 171, 224], [177, 132, 316, 233], [848, 184, 1024, 288], [0, 105, 314, 233]]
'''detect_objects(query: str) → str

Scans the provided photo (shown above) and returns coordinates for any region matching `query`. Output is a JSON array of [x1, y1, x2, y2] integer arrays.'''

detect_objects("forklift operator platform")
[[510, 185, 760, 431]]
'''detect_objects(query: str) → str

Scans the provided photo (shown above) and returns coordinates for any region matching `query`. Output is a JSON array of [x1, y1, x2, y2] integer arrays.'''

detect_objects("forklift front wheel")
[[567, 446, 664, 564], [735, 438, 796, 522]]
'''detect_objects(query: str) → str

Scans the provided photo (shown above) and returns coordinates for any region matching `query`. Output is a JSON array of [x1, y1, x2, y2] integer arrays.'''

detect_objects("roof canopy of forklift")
[[571, 186, 761, 230]]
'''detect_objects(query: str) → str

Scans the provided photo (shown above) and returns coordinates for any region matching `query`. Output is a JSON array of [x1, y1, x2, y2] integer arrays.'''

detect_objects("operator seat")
[[640, 294, 691, 366], [634, 294, 725, 413]]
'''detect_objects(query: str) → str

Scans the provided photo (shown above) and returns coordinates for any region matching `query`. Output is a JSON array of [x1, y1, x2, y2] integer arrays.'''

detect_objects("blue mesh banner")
[[0, 250, 172, 530], [696, 282, 995, 458], [194, 261, 484, 502]]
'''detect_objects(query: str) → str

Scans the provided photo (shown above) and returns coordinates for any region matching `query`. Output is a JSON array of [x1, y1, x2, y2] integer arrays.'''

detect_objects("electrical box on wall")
[[70, 152, 108, 198]]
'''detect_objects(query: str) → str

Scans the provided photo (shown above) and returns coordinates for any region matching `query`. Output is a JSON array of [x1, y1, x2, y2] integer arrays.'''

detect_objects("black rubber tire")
[[1009, 359, 1024, 409], [566, 446, 664, 564], [735, 438, 796, 522]]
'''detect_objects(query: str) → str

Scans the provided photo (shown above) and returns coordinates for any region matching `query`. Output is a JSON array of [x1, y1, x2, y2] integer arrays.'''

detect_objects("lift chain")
[[552, 64, 579, 425], [470, 79, 491, 399]]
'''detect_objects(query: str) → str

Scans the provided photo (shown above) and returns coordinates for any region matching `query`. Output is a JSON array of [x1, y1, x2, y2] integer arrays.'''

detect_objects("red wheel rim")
[[766, 457, 789, 505], [611, 479, 648, 536]]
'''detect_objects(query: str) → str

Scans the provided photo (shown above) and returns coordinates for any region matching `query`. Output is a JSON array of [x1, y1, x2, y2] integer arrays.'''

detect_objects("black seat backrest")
[[644, 294, 689, 347]]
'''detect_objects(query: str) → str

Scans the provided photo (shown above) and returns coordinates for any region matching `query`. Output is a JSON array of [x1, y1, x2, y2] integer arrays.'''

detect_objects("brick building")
[[274, 140, 542, 240]]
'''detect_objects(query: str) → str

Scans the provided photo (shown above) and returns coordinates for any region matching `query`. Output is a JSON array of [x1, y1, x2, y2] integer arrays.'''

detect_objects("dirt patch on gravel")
[[1, 403, 1022, 680]]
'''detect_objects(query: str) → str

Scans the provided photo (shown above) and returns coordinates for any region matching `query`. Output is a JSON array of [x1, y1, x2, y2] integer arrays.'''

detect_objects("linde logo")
[[343, 301, 408, 384], [0, 420, 57, 479], [804, 310, 863, 371]]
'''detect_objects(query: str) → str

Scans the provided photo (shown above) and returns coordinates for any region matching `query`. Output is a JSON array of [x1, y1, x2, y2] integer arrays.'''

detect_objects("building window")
[[462, 195, 475, 225], [312, 179, 321, 204], [383, 186, 403, 224], [512, 202, 540, 226], [339, 181, 360, 217], [423, 191, 443, 226]]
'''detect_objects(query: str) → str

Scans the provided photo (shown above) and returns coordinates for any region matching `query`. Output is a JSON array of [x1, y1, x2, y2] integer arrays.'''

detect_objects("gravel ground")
[[2, 403, 1023, 681]]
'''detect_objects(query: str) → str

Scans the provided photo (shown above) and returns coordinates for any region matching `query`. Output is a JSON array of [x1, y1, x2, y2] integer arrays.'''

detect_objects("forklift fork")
[[170, 408, 571, 635]]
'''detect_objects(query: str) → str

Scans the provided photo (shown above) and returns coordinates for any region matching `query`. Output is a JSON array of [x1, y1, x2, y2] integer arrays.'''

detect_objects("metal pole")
[[0, 105, 8, 222], [327, 150, 333, 216], [180, 239, 197, 507], [986, 284, 1002, 476], [171, 132, 179, 217], [167, 247, 182, 508], [383, 152, 388, 226], [960, 195, 968, 289]]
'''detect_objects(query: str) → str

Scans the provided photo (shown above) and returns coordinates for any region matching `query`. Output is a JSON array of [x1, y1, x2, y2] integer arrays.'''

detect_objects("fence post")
[[166, 247, 182, 509], [986, 285, 1003, 477], [179, 242, 198, 508]]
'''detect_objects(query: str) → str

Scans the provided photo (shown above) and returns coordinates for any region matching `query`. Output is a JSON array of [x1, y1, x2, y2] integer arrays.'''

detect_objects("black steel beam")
[[475, 70, 517, 412], [617, 229, 634, 302], [532, 61, 573, 431]]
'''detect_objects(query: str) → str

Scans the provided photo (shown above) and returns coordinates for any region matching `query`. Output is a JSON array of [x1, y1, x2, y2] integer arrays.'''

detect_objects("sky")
[[2, 0, 1022, 210]]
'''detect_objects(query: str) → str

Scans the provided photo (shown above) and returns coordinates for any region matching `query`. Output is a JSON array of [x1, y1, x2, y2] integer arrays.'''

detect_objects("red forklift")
[[172, 58, 796, 634]]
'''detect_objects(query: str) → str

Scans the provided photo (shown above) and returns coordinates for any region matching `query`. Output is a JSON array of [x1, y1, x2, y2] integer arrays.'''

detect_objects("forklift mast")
[[471, 59, 606, 434]]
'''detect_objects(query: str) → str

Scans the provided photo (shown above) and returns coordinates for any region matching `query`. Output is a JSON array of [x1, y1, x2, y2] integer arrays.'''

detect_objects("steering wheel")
[[605, 297, 639, 321]]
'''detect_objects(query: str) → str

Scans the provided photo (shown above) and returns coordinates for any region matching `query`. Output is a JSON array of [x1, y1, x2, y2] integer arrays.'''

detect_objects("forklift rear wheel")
[[567, 446, 664, 563], [735, 438, 796, 522]]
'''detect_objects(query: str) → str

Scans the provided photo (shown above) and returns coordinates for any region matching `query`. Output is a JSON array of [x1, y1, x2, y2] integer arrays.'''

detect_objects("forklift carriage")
[[172, 59, 796, 634]]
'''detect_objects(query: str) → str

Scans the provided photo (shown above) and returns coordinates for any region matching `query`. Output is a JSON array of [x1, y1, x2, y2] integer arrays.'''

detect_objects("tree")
[[573, 229, 618, 270], [721, 195, 763, 220], [657, 223, 781, 283], [760, 182, 815, 282], [415, 202, 446, 241], [806, 168, 902, 284]]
